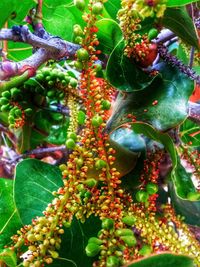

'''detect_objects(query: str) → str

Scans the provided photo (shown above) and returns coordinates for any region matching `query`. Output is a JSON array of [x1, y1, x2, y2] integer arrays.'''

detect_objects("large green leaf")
[[96, 19, 122, 55], [10, 0, 35, 23], [126, 253, 194, 267], [104, 0, 121, 20], [0, 248, 17, 267], [107, 62, 194, 131], [50, 216, 101, 267], [163, 7, 199, 48], [180, 119, 200, 147], [106, 40, 158, 92], [14, 159, 63, 225], [167, 0, 199, 7], [0, 179, 22, 248], [0, 0, 16, 28]]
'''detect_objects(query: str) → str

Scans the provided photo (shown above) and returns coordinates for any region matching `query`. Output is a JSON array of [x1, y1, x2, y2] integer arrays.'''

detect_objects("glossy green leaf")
[[43, 5, 76, 41], [104, 0, 121, 20], [50, 216, 101, 267], [10, 0, 35, 23], [107, 62, 194, 131], [180, 119, 200, 147], [167, 0, 199, 7], [0, 179, 22, 248], [14, 159, 63, 225], [0, 0, 16, 28], [96, 19, 122, 54], [106, 40, 158, 92], [127, 253, 194, 267], [0, 248, 17, 267], [163, 7, 199, 48], [46, 123, 69, 145]]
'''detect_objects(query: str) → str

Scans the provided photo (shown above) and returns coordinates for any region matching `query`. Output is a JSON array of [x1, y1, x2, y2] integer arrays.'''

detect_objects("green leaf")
[[96, 19, 122, 55], [104, 0, 121, 20], [43, 5, 76, 41], [0, 248, 17, 267], [14, 159, 63, 225], [50, 216, 101, 267], [167, 0, 199, 7], [180, 119, 200, 147], [0, 0, 16, 28], [126, 253, 194, 267], [106, 40, 158, 92], [11, 0, 35, 23], [0, 179, 22, 248], [163, 7, 199, 48], [107, 62, 194, 131], [46, 123, 69, 145]]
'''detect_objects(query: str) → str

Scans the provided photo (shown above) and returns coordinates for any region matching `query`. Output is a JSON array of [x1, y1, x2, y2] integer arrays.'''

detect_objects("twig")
[[188, 101, 200, 125], [9, 145, 67, 164], [158, 44, 200, 84]]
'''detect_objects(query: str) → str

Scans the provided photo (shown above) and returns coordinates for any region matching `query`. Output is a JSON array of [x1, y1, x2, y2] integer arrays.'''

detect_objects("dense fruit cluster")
[[132, 0, 167, 18]]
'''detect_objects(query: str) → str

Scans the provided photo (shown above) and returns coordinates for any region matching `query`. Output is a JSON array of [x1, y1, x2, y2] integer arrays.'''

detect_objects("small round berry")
[[66, 138, 76, 149], [77, 48, 89, 61], [92, 2, 103, 15]]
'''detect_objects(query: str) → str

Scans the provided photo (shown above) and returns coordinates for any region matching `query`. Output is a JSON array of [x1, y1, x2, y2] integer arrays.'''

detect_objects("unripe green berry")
[[88, 237, 103, 245], [73, 24, 83, 36], [115, 228, 133, 237], [69, 78, 78, 88], [66, 138, 76, 149], [135, 191, 149, 203], [78, 110, 86, 125], [95, 159, 107, 170], [102, 218, 114, 230], [122, 215, 136, 226], [106, 255, 120, 267], [67, 132, 77, 141], [120, 235, 137, 247], [85, 243, 101, 257], [74, 0, 85, 11], [2, 90, 11, 99], [24, 108, 33, 116], [91, 115, 103, 127], [1, 104, 10, 111], [0, 97, 9, 105], [146, 182, 158, 195], [92, 2, 103, 15], [77, 48, 89, 61], [85, 178, 97, 188], [101, 100, 111, 110], [148, 28, 158, 41], [139, 245, 152, 256]]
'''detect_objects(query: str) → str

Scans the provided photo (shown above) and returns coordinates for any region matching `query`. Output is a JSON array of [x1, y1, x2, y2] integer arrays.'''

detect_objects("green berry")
[[24, 108, 33, 116], [73, 24, 83, 36], [115, 228, 133, 237], [148, 28, 159, 41], [15, 109, 22, 117], [74, 36, 83, 45], [0, 97, 9, 105], [49, 251, 59, 259], [2, 91, 11, 99], [74, 0, 86, 11], [36, 73, 44, 81], [135, 191, 149, 203], [120, 235, 137, 247], [101, 100, 111, 110], [66, 138, 76, 149], [88, 237, 103, 245], [68, 132, 77, 141], [48, 80, 54, 86], [77, 48, 89, 61], [74, 60, 83, 70], [47, 90, 55, 97], [106, 256, 120, 267], [95, 159, 107, 170], [59, 164, 67, 171], [69, 78, 78, 88], [122, 215, 136, 226], [85, 178, 97, 188], [146, 182, 158, 195], [27, 234, 36, 242], [11, 88, 21, 98], [102, 218, 114, 230], [91, 115, 103, 127], [85, 243, 101, 257], [78, 110, 86, 125], [1, 104, 11, 112], [84, 191, 92, 198], [92, 2, 103, 15], [139, 245, 152, 256], [76, 158, 84, 167]]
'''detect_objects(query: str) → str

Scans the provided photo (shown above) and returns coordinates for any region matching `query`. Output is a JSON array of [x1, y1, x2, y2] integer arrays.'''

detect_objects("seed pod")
[[115, 228, 133, 237], [85, 243, 101, 257], [74, 0, 86, 11], [120, 235, 137, 247], [106, 255, 120, 267], [122, 215, 136, 226], [49, 250, 59, 259]]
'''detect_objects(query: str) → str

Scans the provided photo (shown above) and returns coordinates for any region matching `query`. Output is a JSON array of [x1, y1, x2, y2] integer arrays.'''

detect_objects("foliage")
[[0, 0, 200, 267]]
